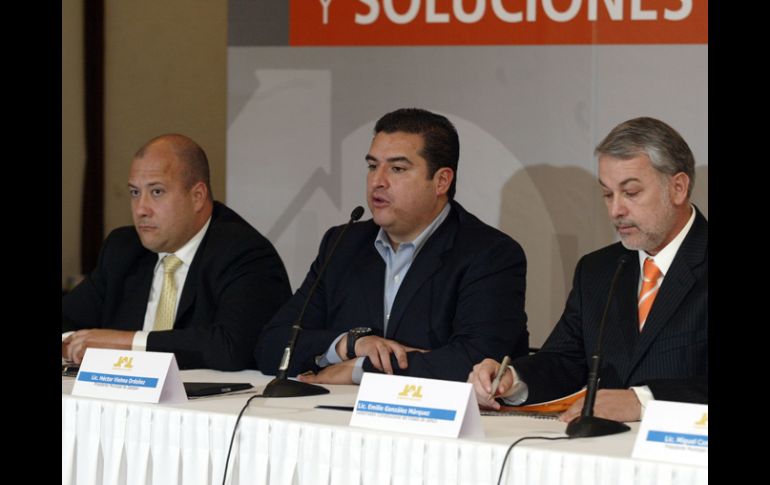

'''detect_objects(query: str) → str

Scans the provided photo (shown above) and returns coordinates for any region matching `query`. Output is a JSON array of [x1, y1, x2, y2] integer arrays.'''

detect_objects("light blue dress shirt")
[[316, 203, 452, 383]]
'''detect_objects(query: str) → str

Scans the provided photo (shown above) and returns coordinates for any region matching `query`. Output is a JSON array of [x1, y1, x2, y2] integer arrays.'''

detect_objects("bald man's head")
[[134, 134, 212, 199], [128, 134, 214, 253]]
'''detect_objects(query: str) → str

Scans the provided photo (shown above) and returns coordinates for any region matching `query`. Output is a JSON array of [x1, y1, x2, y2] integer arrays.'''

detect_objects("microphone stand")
[[263, 206, 365, 398], [566, 255, 632, 438]]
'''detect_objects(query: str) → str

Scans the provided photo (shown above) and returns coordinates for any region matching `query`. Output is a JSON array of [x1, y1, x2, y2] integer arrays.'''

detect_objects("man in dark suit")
[[256, 108, 529, 384], [469, 117, 707, 422], [62, 134, 291, 370]]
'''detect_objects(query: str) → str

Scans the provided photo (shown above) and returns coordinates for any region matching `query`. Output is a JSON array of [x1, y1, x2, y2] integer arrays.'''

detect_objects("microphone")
[[262, 206, 365, 398], [566, 254, 632, 438]]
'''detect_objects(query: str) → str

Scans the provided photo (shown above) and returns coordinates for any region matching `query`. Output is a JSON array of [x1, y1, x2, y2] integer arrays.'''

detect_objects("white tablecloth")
[[62, 370, 707, 485]]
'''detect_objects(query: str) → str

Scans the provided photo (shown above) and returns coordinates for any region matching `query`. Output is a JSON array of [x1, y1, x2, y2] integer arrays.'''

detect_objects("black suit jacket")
[[62, 202, 292, 370], [256, 201, 529, 381], [514, 208, 708, 404]]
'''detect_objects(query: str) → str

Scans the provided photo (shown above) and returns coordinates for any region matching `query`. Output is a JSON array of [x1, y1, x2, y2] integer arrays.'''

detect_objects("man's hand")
[[297, 360, 356, 385], [62, 329, 135, 363], [337, 334, 426, 374], [467, 358, 515, 410], [559, 389, 642, 423]]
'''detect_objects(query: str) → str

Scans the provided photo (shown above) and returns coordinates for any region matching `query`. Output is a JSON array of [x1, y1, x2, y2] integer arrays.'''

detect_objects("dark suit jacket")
[[514, 208, 708, 404], [256, 201, 529, 382], [62, 202, 292, 371]]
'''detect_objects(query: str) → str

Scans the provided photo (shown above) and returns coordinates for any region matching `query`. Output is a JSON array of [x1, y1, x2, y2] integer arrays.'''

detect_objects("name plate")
[[632, 400, 708, 467], [71, 348, 187, 403], [350, 373, 483, 438]]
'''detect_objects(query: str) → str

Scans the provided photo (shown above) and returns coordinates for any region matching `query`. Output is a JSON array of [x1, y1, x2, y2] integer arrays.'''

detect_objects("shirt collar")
[[638, 205, 696, 276], [156, 216, 212, 268], [375, 202, 451, 256]]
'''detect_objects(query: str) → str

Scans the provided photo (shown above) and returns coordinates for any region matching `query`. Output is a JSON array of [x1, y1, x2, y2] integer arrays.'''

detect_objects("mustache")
[[613, 219, 637, 229]]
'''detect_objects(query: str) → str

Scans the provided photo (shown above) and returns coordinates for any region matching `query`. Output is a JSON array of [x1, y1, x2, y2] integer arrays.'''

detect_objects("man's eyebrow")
[[127, 181, 165, 188], [365, 154, 413, 164], [598, 177, 641, 189], [619, 177, 641, 186]]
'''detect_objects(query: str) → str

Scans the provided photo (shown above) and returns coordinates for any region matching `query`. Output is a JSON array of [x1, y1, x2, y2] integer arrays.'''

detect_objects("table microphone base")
[[262, 377, 330, 398], [566, 415, 631, 438]]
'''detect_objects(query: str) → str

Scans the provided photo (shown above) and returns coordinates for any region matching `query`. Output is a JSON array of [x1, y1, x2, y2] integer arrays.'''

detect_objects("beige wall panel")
[[62, 0, 85, 288], [103, 0, 227, 234]]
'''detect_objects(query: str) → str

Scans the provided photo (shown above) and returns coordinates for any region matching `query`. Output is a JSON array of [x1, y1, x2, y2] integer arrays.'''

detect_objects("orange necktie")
[[638, 258, 661, 331]]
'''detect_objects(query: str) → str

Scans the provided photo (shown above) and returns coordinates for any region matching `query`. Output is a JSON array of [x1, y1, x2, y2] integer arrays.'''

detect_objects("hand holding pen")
[[488, 355, 511, 401]]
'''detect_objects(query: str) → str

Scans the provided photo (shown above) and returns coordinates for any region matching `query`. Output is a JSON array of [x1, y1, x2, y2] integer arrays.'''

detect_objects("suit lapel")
[[175, 232, 208, 328], [385, 210, 457, 338], [612, 256, 641, 365], [119, 251, 156, 330], [354, 245, 386, 332], [175, 268, 197, 328], [623, 212, 707, 380], [174, 202, 230, 327]]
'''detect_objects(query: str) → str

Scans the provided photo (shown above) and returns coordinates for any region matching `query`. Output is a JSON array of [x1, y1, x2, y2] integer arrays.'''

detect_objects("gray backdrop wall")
[[226, 1, 707, 346]]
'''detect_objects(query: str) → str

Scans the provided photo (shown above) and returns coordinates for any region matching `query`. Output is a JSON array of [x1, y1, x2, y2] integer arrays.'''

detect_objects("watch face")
[[352, 327, 372, 335]]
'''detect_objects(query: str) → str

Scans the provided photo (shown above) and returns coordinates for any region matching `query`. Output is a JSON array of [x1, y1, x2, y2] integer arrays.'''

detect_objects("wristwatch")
[[346, 327, 377, 359]]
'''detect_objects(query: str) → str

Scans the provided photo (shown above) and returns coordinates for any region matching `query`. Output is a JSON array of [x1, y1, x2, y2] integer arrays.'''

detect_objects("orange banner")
[[290, 0, 707, 45]]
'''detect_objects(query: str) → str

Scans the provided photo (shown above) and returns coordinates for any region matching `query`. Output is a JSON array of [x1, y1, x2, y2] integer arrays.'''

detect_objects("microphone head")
[[617, 254, 630, 266], [350, 206, 365, 221]]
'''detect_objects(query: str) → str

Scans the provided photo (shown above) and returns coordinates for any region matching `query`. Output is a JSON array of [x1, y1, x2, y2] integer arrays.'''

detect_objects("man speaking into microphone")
[[468, 117, 708, 423], [256, 108, 529, 384]]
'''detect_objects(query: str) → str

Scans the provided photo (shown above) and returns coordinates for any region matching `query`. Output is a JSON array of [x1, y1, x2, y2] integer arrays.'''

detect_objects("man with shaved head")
[[62, 134, 291, 370]]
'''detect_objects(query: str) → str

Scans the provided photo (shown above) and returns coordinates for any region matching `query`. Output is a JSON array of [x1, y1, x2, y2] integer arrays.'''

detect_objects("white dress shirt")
[[132, 217, 211, 350]]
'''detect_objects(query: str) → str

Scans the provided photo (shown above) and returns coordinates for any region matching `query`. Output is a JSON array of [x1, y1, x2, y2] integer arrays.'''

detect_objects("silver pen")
[[489, 355, 511, 401]]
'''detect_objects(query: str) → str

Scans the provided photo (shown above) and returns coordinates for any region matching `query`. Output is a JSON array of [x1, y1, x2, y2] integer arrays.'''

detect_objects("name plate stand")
[[71, 348, 187, 403], [632, 400, 708, 467], [350, 373, 484, 438]]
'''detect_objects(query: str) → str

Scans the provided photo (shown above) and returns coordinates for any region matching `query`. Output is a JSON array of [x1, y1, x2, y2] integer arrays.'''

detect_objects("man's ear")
[[434, 167, 454, 196], [669, 172, 690, 206], [190, 181, 208, 211]]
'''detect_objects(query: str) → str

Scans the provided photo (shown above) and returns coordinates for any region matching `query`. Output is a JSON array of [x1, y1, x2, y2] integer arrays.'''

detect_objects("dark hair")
[[135, 134, 212, 199], [374, 108, 459, 199], [595, 117, 696, 197]]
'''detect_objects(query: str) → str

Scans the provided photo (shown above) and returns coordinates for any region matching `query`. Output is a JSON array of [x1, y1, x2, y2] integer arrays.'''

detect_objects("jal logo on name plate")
[[397, 384, 423, 400], [694, 412, 708, 427], [112, 356, 134, 370]]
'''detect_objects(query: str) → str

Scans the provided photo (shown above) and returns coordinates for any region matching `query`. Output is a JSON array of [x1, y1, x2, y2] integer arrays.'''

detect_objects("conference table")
[[62, 370, 707, 485]]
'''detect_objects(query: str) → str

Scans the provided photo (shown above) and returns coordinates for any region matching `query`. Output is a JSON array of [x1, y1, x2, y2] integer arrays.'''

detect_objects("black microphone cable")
[[224, 207, 366, 478], [221, 393, 265, 485], [496, 435, 570, 485]]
